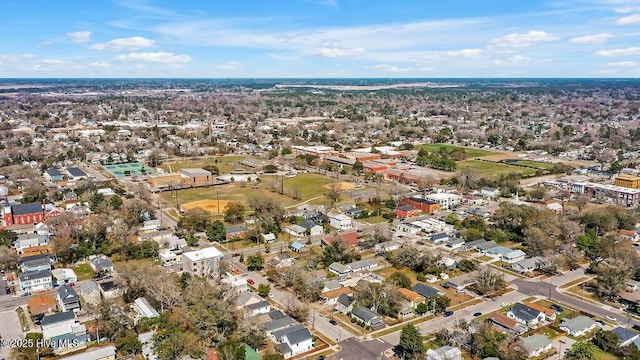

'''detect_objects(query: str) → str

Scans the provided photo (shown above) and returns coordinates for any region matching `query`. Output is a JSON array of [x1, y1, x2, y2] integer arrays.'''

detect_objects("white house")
[[261, 233, 277, 243], [328, 214, 353, 230], [19, 270, 52, 293], [285, 224, 307, 238], [479, 187, 500, 200], [375, 241, 400, 253], [182, 247, 224, 277], [272, 324, 314, 358], [51, 269, 78, 285], [502, 249, 527, 264], [559, 316, 597, 337], [299, 220, 323, 237], [159, 248, 180, 267]]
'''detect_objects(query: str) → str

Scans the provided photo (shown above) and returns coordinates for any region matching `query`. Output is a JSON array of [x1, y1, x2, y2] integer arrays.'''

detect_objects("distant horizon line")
[[0, 77, 639, 80]]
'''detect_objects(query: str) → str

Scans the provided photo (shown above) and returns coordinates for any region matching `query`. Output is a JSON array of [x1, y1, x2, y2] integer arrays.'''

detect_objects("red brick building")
[[402, 197, 441, 214], [3, 202, 47, 226], [395, 205, 420, 218]]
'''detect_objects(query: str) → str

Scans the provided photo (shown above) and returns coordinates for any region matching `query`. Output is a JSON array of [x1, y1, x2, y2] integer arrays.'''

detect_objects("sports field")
[[508, 159, 555, 170], [161, 155, 252, 174], [457, 160, 537, 177], [103, 162, 151, 176], [182, 199, 234, 214], [415, 143, 498, 158]]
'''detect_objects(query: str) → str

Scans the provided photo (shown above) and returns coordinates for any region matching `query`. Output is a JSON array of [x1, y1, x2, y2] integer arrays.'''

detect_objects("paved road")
[[329, 337, 392, 360]]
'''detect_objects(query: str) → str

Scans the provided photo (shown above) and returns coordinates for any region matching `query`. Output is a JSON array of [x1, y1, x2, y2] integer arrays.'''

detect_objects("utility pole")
[[217, 190, 220, 214]]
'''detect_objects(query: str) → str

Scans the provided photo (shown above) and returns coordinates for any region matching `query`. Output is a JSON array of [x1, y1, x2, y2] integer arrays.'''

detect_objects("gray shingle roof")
[[11, 202, 43, 216], [58, 284, 78, 302], [351, 306, 380, 323], [41, 311, 75, 326], [272, 324, 306, 341], [510, 302, 541, 322], [613, 327, 639, 342], [66, 167, 86, 177], [337, 294, 354, 307], [560, 316, 595, 334], [284, 327, 312, 344], [18, 269, 51, 282], [522, 334, 552, 352], [412, 283, 441, 298], [246, 300, 270, 311], [265, 316, 296, 331]]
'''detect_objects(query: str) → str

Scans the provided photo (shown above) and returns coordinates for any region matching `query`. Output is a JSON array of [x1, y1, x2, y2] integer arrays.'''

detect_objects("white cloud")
[[442, 48, 483, 57], [491, 30, 558, 48], [569, 33, 613, 44], [115, 52, 191, 63], [616, 13, 640, 25], [90, 36, 155, 51], [313, 47, 365, 58], [66, 31, 92, 43], [21, 54, 35, 58], [372, 64, 413, 72], [595, 47, 640, 56], [218, 61, 242, 70], [42, 59, 65, 65], [492, 55, 530, 65], [90, 61, 110, 68], [606, 60, 638, 67]]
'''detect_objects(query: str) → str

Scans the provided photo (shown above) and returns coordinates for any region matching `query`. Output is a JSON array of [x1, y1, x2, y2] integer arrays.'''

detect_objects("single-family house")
[[479, 187, 500, 200], [412, 283, 444, 299], [20, 254, 52, 272], [79, 281, 101, 306], [476, 241, 498, 253], [66, 167, 88, 181], [19, 270, 52, 293], [426, 345, 463, 360], [559, 316, 597, 337], [485, 245, 511, 258], [236, 291, 262, 310], [322, 279, 342, 293], [45, 168, 65, 183], [132, 297, 160, 320], [226, 225, 247, 241], [98, 280, 120, 299], [398, 288, 426, 308], [57, 285, 81, 312], [351, 306, 385, 330], [89, 255, 114, 273], [321, 287, 353, 305], [613, 327, 640, 346], [445, 238, 465, 250], [15, 233, 49, 254], [521, 334, 553, 357], [429, 232, 449, 244], [270, 253, 295, 269], [246, 300, 271, 316], [375, 241, 400, 254], [627, 279, 640, 292], [58, 345, 116, 360], [274, 325, 314, 358], [51, 269, 78, 285], [41, 311, 77, 340], [507, 302, 546, 327], [336, 294, 355, 314], [328, 214, 353, 230], [396, 205, 420, 218], [299, 220, 323, 236], [262, 233, 277, 243], [523, 301, 556, 322], [511, 257, 543, 274], [285, 224, 307, 238], [502, 249, 527, 264], [348, 258, 378, 272], [264, 316, 296, 335], [463, 239, 487, 251], [490, 313, 526, 334], [158, 248, 180, 267], [290, 241, 307, 253], [139, 331, 157, 360], [139, 219, 161, 234], [28, 294, 57, 316], [446, 273, 476, 291]]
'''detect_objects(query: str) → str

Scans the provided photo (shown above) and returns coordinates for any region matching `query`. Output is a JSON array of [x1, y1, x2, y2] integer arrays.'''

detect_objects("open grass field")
[[457, 159, 537, 178], [506, 159, 556, 170], [415, 143, 498, 158], [161, 155, 251, 174], [281, 173, 337, 200]]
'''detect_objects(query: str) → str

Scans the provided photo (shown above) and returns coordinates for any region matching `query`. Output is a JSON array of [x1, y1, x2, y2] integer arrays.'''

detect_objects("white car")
[[500, 302, 510, 307], [606, 315, 618, 322]]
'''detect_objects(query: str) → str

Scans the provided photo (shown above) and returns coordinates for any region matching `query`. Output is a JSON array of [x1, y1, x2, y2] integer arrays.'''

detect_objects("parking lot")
[[0, 310, 23, 358]]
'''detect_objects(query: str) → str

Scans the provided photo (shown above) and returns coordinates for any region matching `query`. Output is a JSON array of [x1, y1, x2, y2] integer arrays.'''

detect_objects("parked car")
[[606, 315, 618, 322], [550, 304, 563, 314], [247, 279, 255, 285], [329, 319, 337, 325], [443, 311, 454, 317], [473, 312, 482, 317], [441, 283, 450, 289]]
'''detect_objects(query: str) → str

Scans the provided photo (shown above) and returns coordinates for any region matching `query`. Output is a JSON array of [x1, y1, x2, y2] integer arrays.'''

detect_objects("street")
[[0, 310, 23, 359]]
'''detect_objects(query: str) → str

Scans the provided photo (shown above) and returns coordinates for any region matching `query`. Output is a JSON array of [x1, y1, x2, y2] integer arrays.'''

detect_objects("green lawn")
[[361, 215, 389, 224], [510, 160, 555, 170], [457, 159, 537, 178], [592, 347, 620, 360], [415, 143, 497, 158], [282, 173, 336, 200], [73, 264, 95, 281]]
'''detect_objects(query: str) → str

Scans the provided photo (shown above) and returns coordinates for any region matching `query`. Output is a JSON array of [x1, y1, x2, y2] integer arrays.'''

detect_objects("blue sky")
[[1, 0, 640, 77]]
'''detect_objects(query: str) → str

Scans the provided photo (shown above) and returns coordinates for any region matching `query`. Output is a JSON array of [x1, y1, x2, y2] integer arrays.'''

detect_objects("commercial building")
[[615, 174, 640, 189]]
